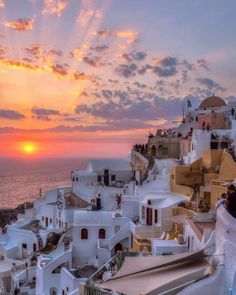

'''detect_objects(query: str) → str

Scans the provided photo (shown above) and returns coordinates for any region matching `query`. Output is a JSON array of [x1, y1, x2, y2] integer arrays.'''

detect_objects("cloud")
[[93, 29, 139, 44], [25, 44, 63, 65], [42, 0, 69, 16], [119, 50, 147, 63], [73, 71, 94, 82], [83, 56, 103, 67], [0, 0, 4, 8], [152, 56, 178, 77], [48, 49, 63, 56], [115, 63, 138, 78], [108, 79, 119, 85], [0, 109, 25, 120], [152, 66, 177, 77], [133, 81, 147, 88], [196, 78, 226, 92], [155, 56, 178, 67], [32, 107, 61, 121], [0, 121, 154, 133], [74, 94, 183, 122], [90, 45, 109, 52], [1, 59, 40, 71], [50, 63, 68, 76], [115, 30, 139, 43], [25, 44, 42, 58], [181, 59, 194, 71], [4, 17, 35, 31], [196, 59, 210, 70]]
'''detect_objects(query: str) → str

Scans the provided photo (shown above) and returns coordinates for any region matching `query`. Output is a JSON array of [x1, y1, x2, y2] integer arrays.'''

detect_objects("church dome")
[[199, 95, 226, 109]]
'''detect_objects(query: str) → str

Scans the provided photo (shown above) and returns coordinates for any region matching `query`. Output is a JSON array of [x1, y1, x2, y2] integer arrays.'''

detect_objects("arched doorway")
[[114, 243, 123, 253], [50, 287, 58, 295]]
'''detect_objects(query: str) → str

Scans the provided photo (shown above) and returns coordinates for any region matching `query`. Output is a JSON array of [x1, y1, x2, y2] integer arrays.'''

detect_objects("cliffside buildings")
[[1, 95, 236, 294]]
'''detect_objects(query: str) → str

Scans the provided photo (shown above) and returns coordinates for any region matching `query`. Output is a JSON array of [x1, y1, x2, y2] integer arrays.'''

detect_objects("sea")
[[0, 157, 87, 209]]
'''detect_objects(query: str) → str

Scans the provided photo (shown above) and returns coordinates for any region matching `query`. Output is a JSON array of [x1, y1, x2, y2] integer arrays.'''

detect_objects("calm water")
[[0, 157, 87, 208]]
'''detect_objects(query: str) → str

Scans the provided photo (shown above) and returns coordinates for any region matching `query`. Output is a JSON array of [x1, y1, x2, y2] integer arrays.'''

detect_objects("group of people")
[[216, 184, 236, 217]]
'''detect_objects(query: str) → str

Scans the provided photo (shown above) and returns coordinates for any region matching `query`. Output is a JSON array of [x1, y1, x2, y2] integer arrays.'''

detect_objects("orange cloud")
[[48, 63, 68, 77], [42, 0, 69, 16], [0, 0, 4, 8], [116, 30, 139, 44], [4, 17, 35, 31], [1, 59, 41, 71], [71, 48, 84, 61], [73, 71, 93, 82], [93, 29, 139, 44]]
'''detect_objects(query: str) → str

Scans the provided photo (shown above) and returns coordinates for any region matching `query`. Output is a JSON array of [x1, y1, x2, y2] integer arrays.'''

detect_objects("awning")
[[100, 251, 213, 295]]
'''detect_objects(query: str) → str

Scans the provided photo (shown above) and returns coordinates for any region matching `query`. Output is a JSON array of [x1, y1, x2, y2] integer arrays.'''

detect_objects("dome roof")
[[199, 95, 226, 109]]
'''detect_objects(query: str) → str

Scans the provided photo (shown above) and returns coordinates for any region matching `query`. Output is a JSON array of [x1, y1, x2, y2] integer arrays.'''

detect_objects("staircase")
[[106, 222, 131, 251], [188, 200, 198, 212], [36, 233, 44, 250]]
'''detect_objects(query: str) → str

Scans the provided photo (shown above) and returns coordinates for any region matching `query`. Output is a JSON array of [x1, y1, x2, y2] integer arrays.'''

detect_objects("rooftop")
[[199, 95, 226, 109]]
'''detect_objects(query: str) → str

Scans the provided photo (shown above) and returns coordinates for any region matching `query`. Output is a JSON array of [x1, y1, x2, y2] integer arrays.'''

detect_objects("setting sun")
[[22, 143, 37, 155]]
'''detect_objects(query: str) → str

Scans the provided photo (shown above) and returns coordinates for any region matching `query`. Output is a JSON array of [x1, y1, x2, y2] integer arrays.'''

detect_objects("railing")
[[132, 225, 162, 240]]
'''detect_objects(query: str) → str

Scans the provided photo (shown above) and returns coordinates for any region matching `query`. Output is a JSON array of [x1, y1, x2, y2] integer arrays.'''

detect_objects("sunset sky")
[[1, 0, 236, 157]]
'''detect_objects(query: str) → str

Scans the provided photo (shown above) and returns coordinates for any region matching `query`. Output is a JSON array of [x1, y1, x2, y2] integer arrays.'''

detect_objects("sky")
[[0, 0, 236, 158]]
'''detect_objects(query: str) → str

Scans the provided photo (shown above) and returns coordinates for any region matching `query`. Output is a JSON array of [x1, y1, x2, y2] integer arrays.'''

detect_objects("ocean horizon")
[[0, 157, 88, 209]]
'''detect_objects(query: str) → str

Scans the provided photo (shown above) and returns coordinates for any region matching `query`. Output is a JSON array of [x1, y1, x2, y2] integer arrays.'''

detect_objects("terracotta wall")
[[202, 149, 223, 169], [197, 112, 228, 129]]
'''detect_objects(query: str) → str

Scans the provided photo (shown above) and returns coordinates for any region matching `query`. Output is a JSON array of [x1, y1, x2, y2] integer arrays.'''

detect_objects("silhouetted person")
[[226, 191, 236, 218], [227, 184, 236, 195]]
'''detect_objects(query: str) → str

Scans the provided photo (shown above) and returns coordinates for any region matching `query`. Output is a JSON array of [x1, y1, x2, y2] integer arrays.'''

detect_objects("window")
[[22, 243, 27, 249], [154, 209, 158, 223], [98, 228, 106, 239], [50, 218, 52, 224], [104, 169, 109, 175], [111, 175, 116, 181], [33, 243, 37, 252], [59, 211, 61, 218], [141, 206, 145, 218], [76, 177, 78, 181], [97, 175, 102, 182], [81, 228, 88, 239], [42, 216, 44, 221], [115, 225, 120, 233]]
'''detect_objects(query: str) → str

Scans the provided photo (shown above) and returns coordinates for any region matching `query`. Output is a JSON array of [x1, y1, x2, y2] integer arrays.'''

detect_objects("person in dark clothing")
[[226, 191, 236, 218], [227, 184, 236, 195]]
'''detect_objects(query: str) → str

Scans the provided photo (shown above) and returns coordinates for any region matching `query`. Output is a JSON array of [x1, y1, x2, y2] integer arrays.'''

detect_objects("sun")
[[22, 143, 37, 155]]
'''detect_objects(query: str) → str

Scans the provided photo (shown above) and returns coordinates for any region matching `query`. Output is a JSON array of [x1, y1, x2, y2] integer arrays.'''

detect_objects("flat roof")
[[141, 192, 187, 208]]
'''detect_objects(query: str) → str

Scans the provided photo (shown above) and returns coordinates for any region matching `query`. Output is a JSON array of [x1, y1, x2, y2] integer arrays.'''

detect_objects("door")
[[104, 169, 109, 186], [45, 217, 48, 227], [114, 243, 123, 253], [146, 207, 153, 226]]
